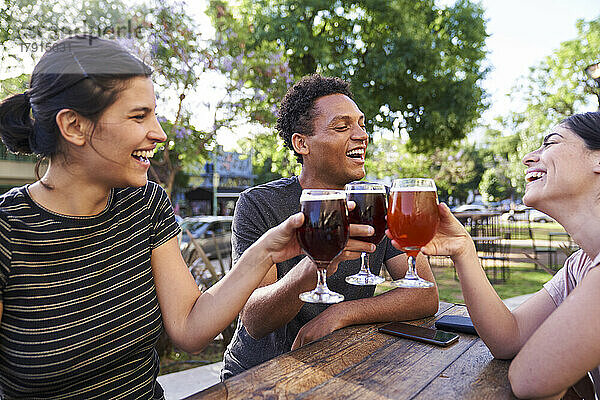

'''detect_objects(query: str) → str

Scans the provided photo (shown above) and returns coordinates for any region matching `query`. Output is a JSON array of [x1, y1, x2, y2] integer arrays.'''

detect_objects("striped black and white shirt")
[[0, 181, 180, 399]]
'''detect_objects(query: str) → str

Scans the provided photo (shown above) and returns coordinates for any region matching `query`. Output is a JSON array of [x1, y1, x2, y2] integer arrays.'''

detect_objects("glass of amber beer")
[[387, 178, 439, 288], [344, 182, 387, 285], [297, 189, 349, 303]]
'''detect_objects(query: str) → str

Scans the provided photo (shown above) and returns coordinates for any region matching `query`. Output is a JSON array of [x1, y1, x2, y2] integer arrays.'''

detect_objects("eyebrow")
[[542, 132, 563, 142], [128, 106, 154, 113], [328, 114, 365, 125]]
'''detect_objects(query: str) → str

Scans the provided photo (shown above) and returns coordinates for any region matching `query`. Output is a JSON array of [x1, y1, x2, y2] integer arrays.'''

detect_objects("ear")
[[291, 133, 309, 157], [55, 109, 92, 146]]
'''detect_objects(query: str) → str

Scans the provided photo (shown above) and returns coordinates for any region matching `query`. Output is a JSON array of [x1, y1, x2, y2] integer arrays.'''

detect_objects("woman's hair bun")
[[0, 92, 35, 154]]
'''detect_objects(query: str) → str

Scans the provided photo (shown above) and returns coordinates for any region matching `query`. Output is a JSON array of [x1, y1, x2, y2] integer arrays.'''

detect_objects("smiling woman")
[[400, 111, 600, 399], [0, 35, 313, 399]]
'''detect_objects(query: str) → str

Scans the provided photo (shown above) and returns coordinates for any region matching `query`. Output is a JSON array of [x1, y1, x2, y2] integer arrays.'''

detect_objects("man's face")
[[301, 94, 368, 188]]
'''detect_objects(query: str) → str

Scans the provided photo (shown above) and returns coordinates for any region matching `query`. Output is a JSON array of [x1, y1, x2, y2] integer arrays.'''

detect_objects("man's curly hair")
[[276, 74, 353, 163]]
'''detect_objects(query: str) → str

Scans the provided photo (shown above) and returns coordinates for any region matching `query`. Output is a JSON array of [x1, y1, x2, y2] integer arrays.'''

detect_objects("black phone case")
[[434, 315, 478, 336], [378, 322, 459, 347]]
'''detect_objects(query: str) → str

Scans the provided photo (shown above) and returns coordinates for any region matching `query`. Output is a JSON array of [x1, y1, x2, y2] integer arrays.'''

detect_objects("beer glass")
[[344, 182, 387, 285], [297, 189, 349, 303], [387, 178, 439, 288]]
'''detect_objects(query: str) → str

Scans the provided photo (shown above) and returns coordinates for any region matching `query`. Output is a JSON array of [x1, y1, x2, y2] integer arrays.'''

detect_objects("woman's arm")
[[508, 266, 600, 399], [151, 213, 306, 353], [390, 203, 556, 359], [451, 242, 556, 359]]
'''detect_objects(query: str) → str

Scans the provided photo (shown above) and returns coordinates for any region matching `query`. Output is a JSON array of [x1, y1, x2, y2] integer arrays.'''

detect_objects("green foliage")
[[498, 16, 600, 198], [0, 74, 29, 99], [477, 124, 521, 201], [366, 136, 483, 203], [237, 132, 301, 184], [479, 168, 509, 202], [0, 0, 219, 197], [133, 2, 217, 195], [1, 0, 136, 67], [208, 0, 489, 152]]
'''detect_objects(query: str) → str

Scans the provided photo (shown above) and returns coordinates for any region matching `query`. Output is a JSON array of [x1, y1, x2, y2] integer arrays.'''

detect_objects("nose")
[[352, 123, 369, 145], [148, 117, 167, 143], [522, 147, 540, 166]]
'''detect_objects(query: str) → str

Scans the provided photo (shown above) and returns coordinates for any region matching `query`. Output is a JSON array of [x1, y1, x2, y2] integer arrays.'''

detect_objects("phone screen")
[[378, 322, 459, 347]]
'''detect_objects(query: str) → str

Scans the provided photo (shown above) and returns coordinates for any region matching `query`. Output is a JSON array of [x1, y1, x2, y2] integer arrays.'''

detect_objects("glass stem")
[[405, 255, 419, 280], [315, 263, 330, 294], [360, 252, 370, 274]]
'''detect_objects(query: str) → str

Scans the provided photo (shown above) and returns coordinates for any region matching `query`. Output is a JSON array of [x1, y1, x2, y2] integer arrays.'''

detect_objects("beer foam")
[[300, 191, 346, 202], [390, 186, 436, 192]]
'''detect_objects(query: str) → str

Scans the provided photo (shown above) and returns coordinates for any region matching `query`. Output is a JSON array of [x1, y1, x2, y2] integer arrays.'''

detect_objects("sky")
[[476, 0, 600, 131]]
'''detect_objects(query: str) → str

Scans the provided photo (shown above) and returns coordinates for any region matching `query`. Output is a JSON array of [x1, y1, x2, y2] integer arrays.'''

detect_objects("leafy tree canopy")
[[208, 0, 489, 152], [0, 0, 217, 197]]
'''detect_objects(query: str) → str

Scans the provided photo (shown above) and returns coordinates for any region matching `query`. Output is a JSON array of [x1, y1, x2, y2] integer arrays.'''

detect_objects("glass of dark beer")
[[297, 189, 349, 303], [344, 182, 387, 285], [387, 178, 439, 288]]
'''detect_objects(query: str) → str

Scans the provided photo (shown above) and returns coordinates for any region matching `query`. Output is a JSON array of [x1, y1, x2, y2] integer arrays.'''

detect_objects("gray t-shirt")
[[221, 176, 403, 380]]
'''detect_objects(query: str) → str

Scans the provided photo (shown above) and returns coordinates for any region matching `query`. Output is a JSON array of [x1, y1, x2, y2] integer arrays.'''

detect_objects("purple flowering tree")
[[132, 2, 217, 198]]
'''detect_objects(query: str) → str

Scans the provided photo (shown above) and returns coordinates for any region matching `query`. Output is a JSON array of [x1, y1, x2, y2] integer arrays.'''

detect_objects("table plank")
[[294, 305, 477, 399], [416, 340, 514, 399], [186, 302, 509, 400]]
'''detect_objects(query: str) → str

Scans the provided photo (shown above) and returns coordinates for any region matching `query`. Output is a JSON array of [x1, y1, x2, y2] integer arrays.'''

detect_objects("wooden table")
[[185, 302, 515, 399]]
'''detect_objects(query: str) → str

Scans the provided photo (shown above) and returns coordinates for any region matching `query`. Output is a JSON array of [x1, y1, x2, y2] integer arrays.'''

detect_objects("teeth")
[[346, 148, 365, 157], [132, 149, 155, 159], [526, 171, 545, 182]]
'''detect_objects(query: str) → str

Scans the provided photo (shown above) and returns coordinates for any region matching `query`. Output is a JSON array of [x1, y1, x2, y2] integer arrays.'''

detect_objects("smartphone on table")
[[378, 322, 459, 347], [434, 315, 478, 336]]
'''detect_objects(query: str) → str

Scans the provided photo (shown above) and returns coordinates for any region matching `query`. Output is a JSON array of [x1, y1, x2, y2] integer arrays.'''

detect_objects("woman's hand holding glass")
[[419, 203, 476, 261], [296, 190, 377, 303], [256, 210, 375, 268]]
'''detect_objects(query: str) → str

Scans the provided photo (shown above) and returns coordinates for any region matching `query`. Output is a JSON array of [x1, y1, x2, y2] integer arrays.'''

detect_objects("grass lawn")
[[430, 264, 553, 304], [375, 261, 553, 304], [376, 221, 565, 303]]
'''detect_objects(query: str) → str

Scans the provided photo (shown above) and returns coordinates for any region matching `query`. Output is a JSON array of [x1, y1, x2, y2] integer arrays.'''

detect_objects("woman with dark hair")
[[0, 35, 367, 398], [390, 111, 600, 398]]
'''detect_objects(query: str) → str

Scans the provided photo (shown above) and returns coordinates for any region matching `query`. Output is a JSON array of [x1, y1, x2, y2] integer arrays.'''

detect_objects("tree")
[[237, 132, 300, 184], [134, 2, 217, 197], [208, 0, 489, 152], [498, 16, 600, 198], [0, 1, 219, 198], [1, 0, 136, 66], [477, 123, 521, 201]]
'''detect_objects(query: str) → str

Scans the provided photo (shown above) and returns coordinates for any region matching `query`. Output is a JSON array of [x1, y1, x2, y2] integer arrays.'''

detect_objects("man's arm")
[[241, 227, 376, 339], [291, 253, 438, 349], [240, 257, 316, 339]]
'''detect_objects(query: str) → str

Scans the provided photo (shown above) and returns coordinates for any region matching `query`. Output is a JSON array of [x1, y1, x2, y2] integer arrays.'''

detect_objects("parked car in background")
[[179, 216, 233, 258], [500, 208, 555, 223], [451, 204, 488, 213], [528, 209, 555, 223]]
